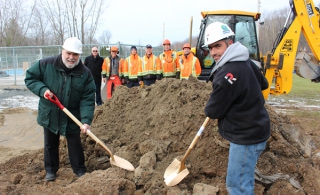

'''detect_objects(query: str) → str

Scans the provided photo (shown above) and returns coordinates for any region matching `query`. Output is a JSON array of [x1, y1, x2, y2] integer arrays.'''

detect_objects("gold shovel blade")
[[164, 158, 190, 186], [111, 155, 135, 171]]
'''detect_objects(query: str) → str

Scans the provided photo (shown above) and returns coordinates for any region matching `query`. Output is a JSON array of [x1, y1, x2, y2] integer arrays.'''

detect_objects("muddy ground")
[[0, 77, 320, 195]]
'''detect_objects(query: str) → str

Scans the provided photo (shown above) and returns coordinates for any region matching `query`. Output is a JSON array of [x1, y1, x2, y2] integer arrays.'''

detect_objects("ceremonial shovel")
[[164, 117, 210, 186], [46, 94, 135, 171]]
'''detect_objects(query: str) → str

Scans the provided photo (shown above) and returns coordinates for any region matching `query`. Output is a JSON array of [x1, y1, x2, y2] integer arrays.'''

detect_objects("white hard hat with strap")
[[202, 22, 235, 48]]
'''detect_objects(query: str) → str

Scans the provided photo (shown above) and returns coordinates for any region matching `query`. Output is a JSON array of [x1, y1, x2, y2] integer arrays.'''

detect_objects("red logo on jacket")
[[224, 73, 237, 84]]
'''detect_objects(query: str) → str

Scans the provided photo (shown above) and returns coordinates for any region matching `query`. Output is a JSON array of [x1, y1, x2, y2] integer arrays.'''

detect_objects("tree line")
[[0, 1, 318, 55], [0, 0, 109, 47]]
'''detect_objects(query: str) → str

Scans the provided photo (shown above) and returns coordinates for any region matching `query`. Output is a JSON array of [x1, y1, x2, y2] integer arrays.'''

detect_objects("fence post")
[[12, 48, 17, 85]]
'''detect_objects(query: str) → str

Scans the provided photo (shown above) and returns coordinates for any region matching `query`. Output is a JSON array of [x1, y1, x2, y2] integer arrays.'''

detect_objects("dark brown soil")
[[1, 77, 320, 195]]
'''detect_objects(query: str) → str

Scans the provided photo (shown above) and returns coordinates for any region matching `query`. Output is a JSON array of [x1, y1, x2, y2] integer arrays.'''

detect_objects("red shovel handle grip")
[[45, 93, 65, 110]]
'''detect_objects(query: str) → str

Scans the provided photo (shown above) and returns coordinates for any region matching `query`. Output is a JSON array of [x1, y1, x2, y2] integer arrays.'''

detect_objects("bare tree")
[[0, 0, 36, 46], [258, 8, 289, 54], [99, 30, 112, 45], [28, 7, 52, 46], [39, 0, 68, 44], [39, 0, 110, 44], [78, 0, 110, 44]]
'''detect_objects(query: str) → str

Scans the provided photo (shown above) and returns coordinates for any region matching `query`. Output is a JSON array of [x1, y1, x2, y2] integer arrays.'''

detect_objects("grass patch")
[[290, 74, 320, 97], [266, 75, 320, 135], [269, 74, 320, 106]]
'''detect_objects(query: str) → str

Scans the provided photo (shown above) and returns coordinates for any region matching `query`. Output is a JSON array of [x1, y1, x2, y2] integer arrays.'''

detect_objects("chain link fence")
[[0, 43, 164, 86]]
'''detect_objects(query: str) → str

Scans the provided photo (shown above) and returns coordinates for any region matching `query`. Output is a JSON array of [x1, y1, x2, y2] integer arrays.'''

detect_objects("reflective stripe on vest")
[[159, 51, 177, 76], [127, 56, 139, 79], [180, 56, 197, 80], [139, 55, 157, 76]]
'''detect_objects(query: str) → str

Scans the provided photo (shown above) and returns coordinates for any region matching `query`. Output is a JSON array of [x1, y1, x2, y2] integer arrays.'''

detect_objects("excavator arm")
[[194, 0, 320, 100], [262, 0, 320, 99]]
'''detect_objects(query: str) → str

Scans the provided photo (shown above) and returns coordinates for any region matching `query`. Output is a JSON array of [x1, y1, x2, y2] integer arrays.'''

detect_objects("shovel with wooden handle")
[[46, 93, 135, 171], [164, 117, 210, 186]]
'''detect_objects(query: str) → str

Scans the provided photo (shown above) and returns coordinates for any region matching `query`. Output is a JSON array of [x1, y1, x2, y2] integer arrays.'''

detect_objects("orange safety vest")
[[102, 56, 124, 77], [157, 50, 180, 77], [179, 53, 202, 80], [123, 54, 142, 79], [138, 54, 158, 76]]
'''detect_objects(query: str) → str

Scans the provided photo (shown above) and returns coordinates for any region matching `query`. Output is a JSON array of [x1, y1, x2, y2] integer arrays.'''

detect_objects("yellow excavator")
[[194, 0, 320, 100]]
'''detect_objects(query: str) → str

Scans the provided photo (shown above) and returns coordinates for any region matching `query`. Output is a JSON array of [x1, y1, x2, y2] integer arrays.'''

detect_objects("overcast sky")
[[99, 0, 320, 46]]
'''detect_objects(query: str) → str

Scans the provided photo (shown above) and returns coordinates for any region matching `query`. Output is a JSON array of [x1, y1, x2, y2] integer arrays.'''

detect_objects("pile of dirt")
[[1, 77, 320, 195]]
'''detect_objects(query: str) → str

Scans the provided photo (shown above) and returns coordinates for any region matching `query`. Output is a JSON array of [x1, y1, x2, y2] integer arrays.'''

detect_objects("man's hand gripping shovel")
[[46, 94, 135, 171]]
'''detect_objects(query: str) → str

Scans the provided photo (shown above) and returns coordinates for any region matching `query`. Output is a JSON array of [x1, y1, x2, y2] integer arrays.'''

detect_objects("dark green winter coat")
[[25, 54, 96, 136]]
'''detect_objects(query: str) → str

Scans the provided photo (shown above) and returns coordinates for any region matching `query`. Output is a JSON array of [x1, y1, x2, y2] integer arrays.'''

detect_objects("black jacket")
[[84, 54, 104, 83], [205, 60, 270, 145]]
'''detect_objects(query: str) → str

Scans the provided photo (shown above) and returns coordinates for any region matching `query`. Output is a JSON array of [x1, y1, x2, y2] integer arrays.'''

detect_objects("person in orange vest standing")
[[138, 44, 159, 86], [157, 39, 180, 79], [123, 46, 142, 88], [102, 46, 124, 99], [179, 43, 202, 80]]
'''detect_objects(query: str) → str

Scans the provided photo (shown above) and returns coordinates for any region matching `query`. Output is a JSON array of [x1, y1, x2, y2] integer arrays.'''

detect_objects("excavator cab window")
[[196, 14, 260, 80]]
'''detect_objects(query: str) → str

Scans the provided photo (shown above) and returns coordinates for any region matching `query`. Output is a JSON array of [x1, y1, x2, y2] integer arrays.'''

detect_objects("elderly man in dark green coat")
[[25, 37, 96, 181]]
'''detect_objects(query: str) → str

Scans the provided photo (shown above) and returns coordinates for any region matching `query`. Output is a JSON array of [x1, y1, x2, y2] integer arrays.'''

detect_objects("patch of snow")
[[0, 95, 39, 112]]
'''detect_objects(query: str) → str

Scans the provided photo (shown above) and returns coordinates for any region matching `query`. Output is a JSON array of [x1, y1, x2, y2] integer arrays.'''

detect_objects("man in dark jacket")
[[203, 22, 270, 195], [84, 47, 104, 105], [25, 37, 96, 181]]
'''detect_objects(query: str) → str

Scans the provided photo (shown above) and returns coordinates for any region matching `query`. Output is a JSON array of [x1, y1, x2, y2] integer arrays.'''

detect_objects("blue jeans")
[[126, 80, 140, 88], [226, 141, 266, 195], [143, 79, 156, 86]]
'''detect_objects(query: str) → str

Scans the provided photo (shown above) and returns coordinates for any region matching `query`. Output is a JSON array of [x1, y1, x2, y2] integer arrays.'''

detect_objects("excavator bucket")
[[295, 51, 320, 81]]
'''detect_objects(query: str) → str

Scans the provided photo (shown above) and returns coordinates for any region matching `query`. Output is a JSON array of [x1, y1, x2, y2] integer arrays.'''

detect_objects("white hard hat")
[[202, 22, 235, 47], [62, 37, 83, 54]]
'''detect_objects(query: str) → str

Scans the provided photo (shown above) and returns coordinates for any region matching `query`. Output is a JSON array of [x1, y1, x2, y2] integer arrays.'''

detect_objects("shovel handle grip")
[[45, 94, 65, 110], [190, 117, 210, 148]]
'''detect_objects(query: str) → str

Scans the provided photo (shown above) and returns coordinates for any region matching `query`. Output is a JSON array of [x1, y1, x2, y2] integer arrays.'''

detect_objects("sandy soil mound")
[[1, 77, 320, 195]]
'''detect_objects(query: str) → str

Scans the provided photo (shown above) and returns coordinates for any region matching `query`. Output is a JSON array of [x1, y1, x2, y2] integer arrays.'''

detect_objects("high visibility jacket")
[[101, 56, 124, 78], [157, 50, 180, 77], [179, 53, 202, 80], [138, 54, 158, 77], [123, 54, 142, 80]]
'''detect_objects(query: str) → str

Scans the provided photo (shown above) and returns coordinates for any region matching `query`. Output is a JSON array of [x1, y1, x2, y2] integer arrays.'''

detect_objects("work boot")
[[45, 172, 56, 181], [76, 172, 85, 177]]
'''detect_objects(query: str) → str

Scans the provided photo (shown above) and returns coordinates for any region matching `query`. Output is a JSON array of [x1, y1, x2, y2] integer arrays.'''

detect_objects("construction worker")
[[203, 22, 270, 195], [123, 46, 142, 88], [138, 44, 159, 86], [157, 39, 180, 79], [179, 43, 202, 80], [102, 46, 124, 99]]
